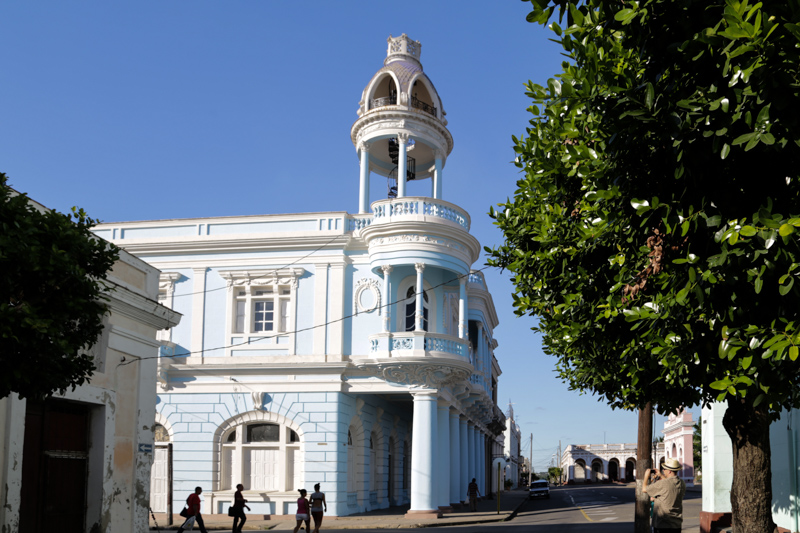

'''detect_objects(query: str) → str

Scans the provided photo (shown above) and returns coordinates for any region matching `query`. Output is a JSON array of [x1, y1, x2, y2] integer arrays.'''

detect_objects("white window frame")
[[220, 268, 304, 356]]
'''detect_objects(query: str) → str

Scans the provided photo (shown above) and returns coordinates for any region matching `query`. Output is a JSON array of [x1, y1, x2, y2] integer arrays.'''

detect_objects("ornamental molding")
[[219, 268, 305, 289], [357, 361, 471, 389], [354, 277, 382, 315], [352, 112, 452, 154], [368, 233, 467, 252]]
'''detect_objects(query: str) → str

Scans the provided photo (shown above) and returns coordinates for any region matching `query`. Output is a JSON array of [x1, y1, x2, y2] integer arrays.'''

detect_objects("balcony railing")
[[411, 95, 437, 117], [370, 95, 397, 109], [369, 331, 469, 359], [371, 197, 470, 231]]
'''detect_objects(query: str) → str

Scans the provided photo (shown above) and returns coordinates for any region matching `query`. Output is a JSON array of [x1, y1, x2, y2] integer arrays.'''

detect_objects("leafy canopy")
[[1, 173, 119, 400], [489, 0, 800, 418]]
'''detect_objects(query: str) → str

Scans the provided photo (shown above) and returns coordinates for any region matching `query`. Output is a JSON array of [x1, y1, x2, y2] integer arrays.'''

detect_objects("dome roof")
[[357, 34, 445, 122]]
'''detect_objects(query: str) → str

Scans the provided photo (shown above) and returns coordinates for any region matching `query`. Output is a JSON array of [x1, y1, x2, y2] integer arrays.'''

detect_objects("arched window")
[[220, 422, 301, 491], [347, 429, 357, 494], [405, 286, 429, 331], [154, 424, 170, 443]]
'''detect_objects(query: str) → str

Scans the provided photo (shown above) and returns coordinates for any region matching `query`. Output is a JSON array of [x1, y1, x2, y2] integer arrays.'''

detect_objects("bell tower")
[[351, 34, 454, 213]]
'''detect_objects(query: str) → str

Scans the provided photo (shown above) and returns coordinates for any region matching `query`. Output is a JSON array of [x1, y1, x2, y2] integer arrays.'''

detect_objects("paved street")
[[151, 484, 702, 532]]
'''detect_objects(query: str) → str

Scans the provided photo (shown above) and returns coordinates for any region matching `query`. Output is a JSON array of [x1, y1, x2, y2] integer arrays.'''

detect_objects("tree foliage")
[[0, 173, 119, 400], [490, 0, 800, 417], [489, 1, 800, 529]]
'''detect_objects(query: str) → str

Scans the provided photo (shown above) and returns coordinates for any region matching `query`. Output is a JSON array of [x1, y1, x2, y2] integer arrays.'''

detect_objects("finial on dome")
[[386, 34, 422, 66]]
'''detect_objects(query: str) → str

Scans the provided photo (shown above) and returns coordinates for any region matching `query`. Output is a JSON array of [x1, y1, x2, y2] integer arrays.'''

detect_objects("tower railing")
[[371, 197, 471, 231], [411, 95, 437, 117], [370, 95, 397, 109]]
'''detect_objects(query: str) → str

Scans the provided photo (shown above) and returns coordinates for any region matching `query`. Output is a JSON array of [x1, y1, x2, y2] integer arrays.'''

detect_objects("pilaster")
[[191, 267, 207, 359], [437, 401, 451, 511]]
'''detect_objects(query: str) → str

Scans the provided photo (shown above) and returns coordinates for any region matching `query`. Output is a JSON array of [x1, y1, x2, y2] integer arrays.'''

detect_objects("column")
[[415, 263, 425, 331], [358, 142, 371, 213], [381, 265, 392, 332], [433, 151, 443, 199], [467, 423, 475, 487], [475, 427, 486, 496], [191, 267, 207, 359], [449, 411, 461, 506], [437, 402, 451, 510], [458, 276, 467, 339], [397, 133, 409, 198], [313, 263, 329, 354], [408, 391, 440, 517], [459, 418, 469, 502], [479, 433, 485, 495]]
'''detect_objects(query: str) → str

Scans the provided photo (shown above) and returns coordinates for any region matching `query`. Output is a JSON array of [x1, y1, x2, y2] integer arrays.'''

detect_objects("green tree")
[[1, 173, 119, 400], [548, 466, 563, 483], [489, 1, 800, 531]]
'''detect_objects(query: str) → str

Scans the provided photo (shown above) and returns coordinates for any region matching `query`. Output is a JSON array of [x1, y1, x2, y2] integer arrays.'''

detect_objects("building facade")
[[561, 442, 666, 484], [701, 403, 798, 533], [0, 195, 180, 533], [503, 405, 522, 488], [94, 34, 505, 519]]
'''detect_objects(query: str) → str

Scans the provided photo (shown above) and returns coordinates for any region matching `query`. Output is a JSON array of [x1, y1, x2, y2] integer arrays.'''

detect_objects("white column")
[[410, 391, 438, 514], [479, 433, 485, 494], [458, 276, 467, 339], [381, 265, 392, 333], [397, 133, 408, 198], [449, 411, 461, 505], [437, 402, 451, 509], [467, 423, 475, 487], [415, 263, 425, 331], [358, 142, 371, 213], [433, 151, 443, 199], [459, 418, 469, 502]]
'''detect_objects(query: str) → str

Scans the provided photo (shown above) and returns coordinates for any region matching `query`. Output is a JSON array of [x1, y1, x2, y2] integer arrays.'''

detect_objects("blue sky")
[[1, 1, 698, 471]]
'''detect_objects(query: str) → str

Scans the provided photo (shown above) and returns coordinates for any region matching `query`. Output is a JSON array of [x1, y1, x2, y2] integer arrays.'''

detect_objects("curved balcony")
[[369, 331, 469, 360], [371, 197, 470, 231]]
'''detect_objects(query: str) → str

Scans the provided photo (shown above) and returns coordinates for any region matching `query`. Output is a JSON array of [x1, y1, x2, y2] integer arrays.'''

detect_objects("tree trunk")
[[722, 397, 778, 533], [635, 403, 653, 533]]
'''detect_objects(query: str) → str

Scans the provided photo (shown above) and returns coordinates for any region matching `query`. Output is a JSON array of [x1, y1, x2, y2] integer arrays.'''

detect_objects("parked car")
[[529, 480, 550, 499]]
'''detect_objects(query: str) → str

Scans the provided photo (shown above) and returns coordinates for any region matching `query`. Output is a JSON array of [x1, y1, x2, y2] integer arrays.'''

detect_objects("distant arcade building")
[[561, 410, 695, 484], [561, 443, 665, 484]]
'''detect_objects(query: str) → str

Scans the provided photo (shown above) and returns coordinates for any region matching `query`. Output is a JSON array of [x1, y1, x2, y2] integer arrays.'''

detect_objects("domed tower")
[[352, 34, 454, 212]]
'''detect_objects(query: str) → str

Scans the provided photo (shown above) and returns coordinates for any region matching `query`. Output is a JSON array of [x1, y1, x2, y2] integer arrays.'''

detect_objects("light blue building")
[[95, 34, 506, 519]]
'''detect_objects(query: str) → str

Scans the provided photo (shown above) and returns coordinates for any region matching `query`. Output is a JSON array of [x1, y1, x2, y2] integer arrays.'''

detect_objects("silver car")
[[529, 480, 550, 499]]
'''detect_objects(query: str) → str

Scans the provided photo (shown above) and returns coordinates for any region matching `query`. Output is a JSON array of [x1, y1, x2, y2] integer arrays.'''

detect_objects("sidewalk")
[[149, 489, 530, 531]]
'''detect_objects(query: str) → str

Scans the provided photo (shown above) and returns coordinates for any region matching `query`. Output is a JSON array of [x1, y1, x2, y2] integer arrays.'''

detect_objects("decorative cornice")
[[219, 268, 305, 289], [357, 361, 471, 389]]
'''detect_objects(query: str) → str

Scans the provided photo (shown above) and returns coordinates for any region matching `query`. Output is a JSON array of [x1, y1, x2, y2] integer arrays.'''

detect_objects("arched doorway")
[[388, 437, 396, 505], [574, 460, 586, 482], [625, 459, 636, 482], [608, 459, 619, 482], [591, 459, 603, 482]]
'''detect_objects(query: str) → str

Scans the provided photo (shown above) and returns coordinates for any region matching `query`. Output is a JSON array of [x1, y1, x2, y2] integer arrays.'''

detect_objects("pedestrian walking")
[[293, 488, 311, 533], [309, 483, 327, 533], [643, 458, 686, 533], [231, 483, 250, 533], [177, 486, 208, 533], [467, 478, 481, 512]]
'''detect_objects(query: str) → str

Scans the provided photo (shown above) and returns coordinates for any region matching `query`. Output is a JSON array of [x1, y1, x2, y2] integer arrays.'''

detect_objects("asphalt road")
[[313, 484, 702, 533]]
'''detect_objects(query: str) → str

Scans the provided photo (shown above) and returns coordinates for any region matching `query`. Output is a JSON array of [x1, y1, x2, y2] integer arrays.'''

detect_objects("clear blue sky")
[[1, 1, 698, 471]]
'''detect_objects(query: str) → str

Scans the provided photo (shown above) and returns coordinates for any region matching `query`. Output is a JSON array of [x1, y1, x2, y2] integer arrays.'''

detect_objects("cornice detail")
[[357, 361, 470, 389]]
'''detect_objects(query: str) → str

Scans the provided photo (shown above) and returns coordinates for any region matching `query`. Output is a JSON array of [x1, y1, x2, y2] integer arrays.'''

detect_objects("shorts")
[[296, 513, 309, 521]]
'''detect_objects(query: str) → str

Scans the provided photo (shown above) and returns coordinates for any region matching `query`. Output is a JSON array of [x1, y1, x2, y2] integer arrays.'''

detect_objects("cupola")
[[352, 34, 454, 213]]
